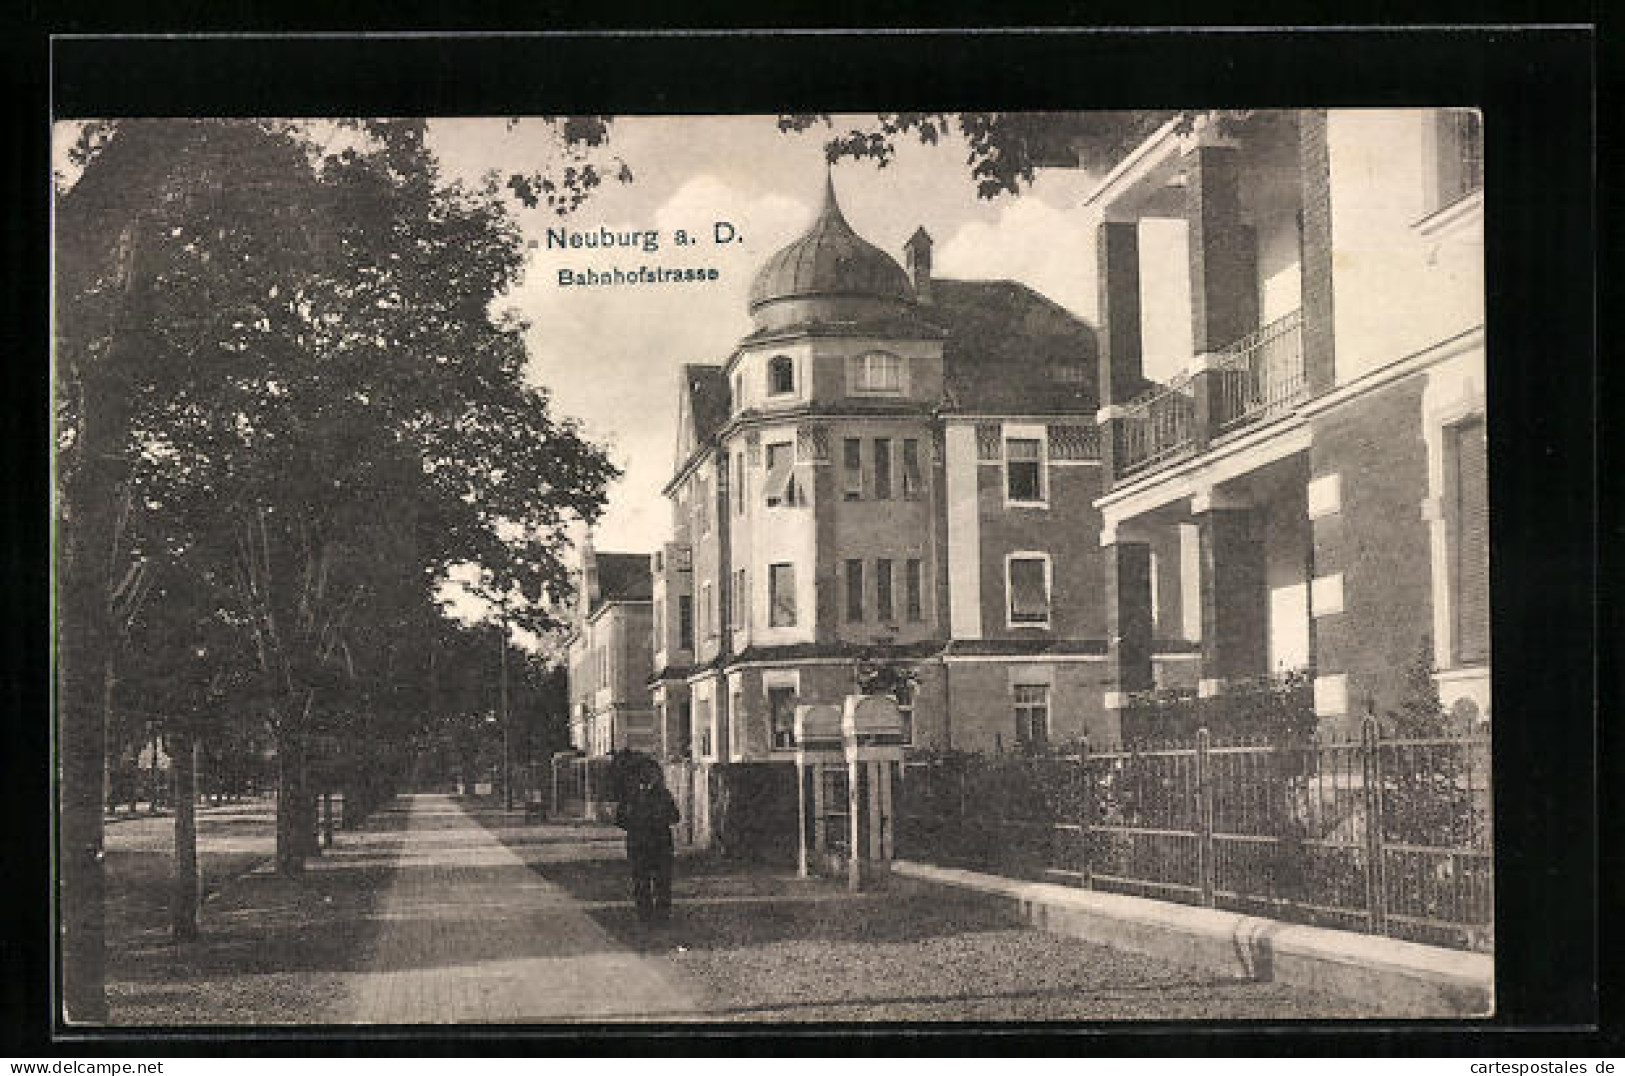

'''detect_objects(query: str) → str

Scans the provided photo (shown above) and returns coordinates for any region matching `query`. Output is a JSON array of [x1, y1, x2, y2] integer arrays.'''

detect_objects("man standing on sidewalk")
[[615, 760, 680, 924]]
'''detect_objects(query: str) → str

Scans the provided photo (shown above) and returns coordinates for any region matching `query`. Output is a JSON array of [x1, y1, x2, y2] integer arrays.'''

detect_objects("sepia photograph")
[[48, 102, 1511, 1029]]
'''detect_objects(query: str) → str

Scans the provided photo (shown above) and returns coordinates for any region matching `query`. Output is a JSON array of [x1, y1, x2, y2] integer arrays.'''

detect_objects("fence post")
[[1078, 739, 1093, 891], [1196, 727, 1215, 907], [1360, 715, 1388, 935]]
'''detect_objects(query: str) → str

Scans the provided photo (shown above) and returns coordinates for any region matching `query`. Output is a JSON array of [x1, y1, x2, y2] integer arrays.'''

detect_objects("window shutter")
[[1453, 420, 1489, 664]]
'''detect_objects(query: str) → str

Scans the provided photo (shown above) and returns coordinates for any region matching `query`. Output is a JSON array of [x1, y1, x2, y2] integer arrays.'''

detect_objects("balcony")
[[1212, 309, 1307, 433], [1116, 373, 1197, 477], [1111, 308, 1307, 483]]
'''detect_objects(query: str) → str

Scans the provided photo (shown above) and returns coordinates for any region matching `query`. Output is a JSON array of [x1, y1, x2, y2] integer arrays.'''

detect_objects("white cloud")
[[934, 176, 1099, 322]]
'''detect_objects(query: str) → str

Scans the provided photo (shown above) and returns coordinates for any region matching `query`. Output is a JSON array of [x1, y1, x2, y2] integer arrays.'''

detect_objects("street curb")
[[891, 860, 1493, 1018]]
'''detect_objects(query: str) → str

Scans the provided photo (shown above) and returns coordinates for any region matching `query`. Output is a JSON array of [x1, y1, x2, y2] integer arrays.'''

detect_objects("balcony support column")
[[1101, 525, 1155, 723], [1186, 145, 1259, 357], [1194, 494, 1269, 691]]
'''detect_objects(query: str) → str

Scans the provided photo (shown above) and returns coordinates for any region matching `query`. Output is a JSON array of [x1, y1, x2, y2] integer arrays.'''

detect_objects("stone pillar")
[[1186, 145, 1259, 357], [1097, 220, 1143, 488], [1194, 496, 1269, 693], [1097, 220, 1144, 406], [1102, 532, 1154, 713]]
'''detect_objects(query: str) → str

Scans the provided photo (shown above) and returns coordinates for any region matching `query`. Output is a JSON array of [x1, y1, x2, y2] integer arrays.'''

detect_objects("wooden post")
[[1361, 715, 1388, 934], [795, 761, 809, 878], [879, 761, 894, 861], [847, 758, 861, 892], [1196, 727, 1215, 907], [1079, 741, 1094, 891], [867, 761, 883, 863], [812, 763, 827, 858]]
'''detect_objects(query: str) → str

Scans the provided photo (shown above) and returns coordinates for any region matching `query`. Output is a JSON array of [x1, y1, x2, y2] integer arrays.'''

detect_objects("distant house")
[[565, 542, 655, 756], [1085, 109, 1488, 732]]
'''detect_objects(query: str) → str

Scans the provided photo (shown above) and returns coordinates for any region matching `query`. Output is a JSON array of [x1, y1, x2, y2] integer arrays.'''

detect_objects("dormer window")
[[768, 355, 796, 396], [849, 350, 904, 395]]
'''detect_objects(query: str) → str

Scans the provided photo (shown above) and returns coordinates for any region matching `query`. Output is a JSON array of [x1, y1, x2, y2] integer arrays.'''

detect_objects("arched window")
[[768, 354, 795, 396]]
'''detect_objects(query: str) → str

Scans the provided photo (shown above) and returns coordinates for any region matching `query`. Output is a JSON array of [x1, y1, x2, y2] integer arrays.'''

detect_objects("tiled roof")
[[682, 364, 731, 444], [929, 278, 1102, 414]]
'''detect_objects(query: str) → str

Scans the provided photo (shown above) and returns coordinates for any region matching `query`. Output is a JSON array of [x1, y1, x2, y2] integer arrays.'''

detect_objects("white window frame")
[[842, 437, 864, 500], [1002, 423, 1050, 508], [1004, 551, 1053, 630], [767, 353, 797, 397], [1012, 682, 1051, 748], [764, 440, 798, 508], [768, 562, 797, 627], [764, 670, 801, 753], [848, 350, 906, 396]]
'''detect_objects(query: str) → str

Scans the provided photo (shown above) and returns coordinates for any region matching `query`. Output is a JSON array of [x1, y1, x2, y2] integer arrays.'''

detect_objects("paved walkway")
[[339, 794, 700, 1023]]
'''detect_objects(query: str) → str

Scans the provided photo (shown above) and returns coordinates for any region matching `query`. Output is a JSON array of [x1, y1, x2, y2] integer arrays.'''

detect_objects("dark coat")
[[617, 784, 679, 867]]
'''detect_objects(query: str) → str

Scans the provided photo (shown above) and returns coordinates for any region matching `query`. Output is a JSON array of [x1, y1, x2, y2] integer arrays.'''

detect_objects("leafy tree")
[[777, 111, 1267, 198], [55, 117, 619, 1011]]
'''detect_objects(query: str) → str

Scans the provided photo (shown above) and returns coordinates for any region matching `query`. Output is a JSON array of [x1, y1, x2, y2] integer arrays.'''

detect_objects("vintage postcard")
[[53, 106, 1495, 1029]]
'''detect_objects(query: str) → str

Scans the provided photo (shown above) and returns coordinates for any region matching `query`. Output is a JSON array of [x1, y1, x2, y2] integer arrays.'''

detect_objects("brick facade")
[[1309, 374, 1435, 726]]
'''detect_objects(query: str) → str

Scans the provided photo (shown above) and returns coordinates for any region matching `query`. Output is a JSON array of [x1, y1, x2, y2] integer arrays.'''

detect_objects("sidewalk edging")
[[891, 859, 1493, 1018]]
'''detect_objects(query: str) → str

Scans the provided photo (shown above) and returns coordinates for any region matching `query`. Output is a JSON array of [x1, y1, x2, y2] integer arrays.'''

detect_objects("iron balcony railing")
[[1213, 308, 1307, 432], [1117, 373, 1197, 476]]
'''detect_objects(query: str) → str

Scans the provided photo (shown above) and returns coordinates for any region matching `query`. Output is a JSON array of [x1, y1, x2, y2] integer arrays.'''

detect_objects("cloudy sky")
[[428, 114, 1192, 556]]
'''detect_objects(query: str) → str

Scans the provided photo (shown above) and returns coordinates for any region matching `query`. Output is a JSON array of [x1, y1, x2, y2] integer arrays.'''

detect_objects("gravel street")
[[472, 803, 1373, 1022], [103, 793, 1372, 1025]]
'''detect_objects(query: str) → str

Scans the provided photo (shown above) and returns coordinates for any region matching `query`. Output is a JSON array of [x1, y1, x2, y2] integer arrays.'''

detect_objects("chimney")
[[904, 226, 933, 304]]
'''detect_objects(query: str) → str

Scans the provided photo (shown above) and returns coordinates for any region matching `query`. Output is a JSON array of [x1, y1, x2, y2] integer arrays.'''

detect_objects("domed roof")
[[748, 174, 915, 311]]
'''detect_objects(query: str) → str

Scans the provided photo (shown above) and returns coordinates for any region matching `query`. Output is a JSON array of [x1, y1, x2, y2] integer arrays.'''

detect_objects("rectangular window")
[[1008, 556, 1050, 626], [873, 438, 892, 500], [902, 439, 922, 499], [769, 685, 797, 750], [764, 441, 797, 507], [905, 558, 923, 622], [769, 563, 797, 627], [1435, 108, 1484, 210], [730, 690, 743, 758], [845, 559, 864, 623], [696, 699, 712, 758], [678, 594, 693, 650], [850, 351, 903, 394], [733, 567, 747, 627], [1013, 684, 1049, 749], [1452, 419, 1489, 664], [876, 558, 894, 621], [697, 474, 710, 534], [701, 582, 714, 639], [843, 438, 863, 500], [1006, 438, 1044, 503], [734, 452, 746, 515]]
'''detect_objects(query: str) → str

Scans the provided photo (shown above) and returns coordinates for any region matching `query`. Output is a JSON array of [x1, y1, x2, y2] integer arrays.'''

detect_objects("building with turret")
[[649, 175, 1203, 851]]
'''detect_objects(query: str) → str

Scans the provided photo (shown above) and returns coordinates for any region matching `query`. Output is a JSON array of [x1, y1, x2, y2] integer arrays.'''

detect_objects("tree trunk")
[[171, 729, 201, 942], [275, 728, 307, 876], [59, 610, 112, 1023]]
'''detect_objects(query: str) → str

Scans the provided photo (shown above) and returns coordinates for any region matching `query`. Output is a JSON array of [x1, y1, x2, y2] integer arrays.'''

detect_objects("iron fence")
[[896, 717, 1492, 951]]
